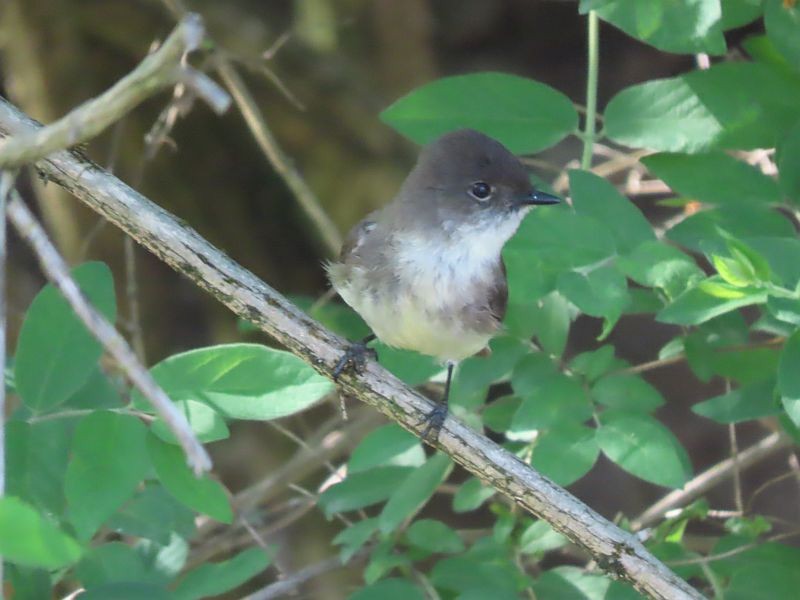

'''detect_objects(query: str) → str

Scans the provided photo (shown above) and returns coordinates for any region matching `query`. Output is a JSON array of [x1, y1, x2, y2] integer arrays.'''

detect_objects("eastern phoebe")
[[327, 129, 560, 438]]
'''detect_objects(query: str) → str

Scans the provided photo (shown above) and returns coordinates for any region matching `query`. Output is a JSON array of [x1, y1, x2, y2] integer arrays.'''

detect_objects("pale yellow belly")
[[343, 289, 493, 362]]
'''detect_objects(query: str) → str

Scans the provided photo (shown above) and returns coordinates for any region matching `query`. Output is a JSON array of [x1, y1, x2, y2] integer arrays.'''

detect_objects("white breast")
[[336, 214, 523, 362]]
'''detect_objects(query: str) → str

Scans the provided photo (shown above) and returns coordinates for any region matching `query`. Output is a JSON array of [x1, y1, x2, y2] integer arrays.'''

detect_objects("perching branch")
[[0, 97, 700, 600], [0, 13, 230, 169], [6, 189, 211, 475]]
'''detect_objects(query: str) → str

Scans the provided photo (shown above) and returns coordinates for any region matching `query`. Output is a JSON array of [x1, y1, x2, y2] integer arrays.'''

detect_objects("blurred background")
[[3, 1, 790, 597]]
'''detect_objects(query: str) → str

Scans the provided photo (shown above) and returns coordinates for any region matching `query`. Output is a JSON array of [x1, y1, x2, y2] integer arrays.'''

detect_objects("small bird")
[[327, 129, 560, 439]]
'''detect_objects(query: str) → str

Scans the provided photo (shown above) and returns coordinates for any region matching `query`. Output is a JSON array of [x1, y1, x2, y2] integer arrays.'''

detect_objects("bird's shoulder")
[[338, 210, 381, 262]]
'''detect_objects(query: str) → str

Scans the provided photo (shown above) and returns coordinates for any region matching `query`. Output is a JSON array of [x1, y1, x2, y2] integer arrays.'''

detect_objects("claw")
[[419, 403, 448, 442], [332, 341, 377, 381]]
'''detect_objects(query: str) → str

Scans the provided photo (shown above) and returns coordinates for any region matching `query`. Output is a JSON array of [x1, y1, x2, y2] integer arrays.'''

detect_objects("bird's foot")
[[419, 403, 448, 442], [332, 341, 377, 381]]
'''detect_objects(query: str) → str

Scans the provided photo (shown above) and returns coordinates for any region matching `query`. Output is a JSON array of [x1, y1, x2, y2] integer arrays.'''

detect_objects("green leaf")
[[430, 556, 522, 596], [451, 336, 529, 409], [604, 62, 800, 152], [693, 379, 781, 423], [531, 424, 599, 486], [349, 578, 426, 600], [75, 543, 158, 588], [519, 521, 568, 556], [668, 207, 796, 255], [528, 292, 573, 358], [765, 0, 800, 70], [66, 411, 150, 540], [151, 400, 229, 444], [173, 548, 271, 600], [348, 424, 424, 473], [77, 582, 171, 600], [569, 346, 626, 382], [643, 152, 781, 207], [557, 265, 630, 320], [147, 433, 232, 523], [582, 0, 726, 54], [135, 532, 188, 583], [656, 280, 766, 325], [597, 411, 691, 488], [778, 121, 800, 204], [778, 331, 800, 425], [406, 519, 465, 554], [333, 518, 378, 563], [618, 241, 703, 299], [106, 484, 196, 544], [6, 419, 71, 515], [722, 0, 763, 29], [768, 296, 800, 326], [452, 477, 495, 513], [381, 73, 578, 154], [483, 395, 522, 433], [748, 237, 800, 287], [726, 563, 800, 600], [591, 374, 665, 412], [512, 373, 592, 432], [6, 565, 51, 600], [378, 453, 452, 533], [140, 344, 332, 420], [569, 170, 655, 253], [0, 497, 82, 569], [63, 367, 123, 410], [15, 262, 116, 411], [367, 344, 440, 387], [319, 467, 413, 517]]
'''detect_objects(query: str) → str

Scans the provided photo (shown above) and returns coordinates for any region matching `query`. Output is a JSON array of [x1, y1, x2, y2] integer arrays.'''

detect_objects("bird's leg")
[[420, 361, 455, 441], [332, 333, 377, 381]]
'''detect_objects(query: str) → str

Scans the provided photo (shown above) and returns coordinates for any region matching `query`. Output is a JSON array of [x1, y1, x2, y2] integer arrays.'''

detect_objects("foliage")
[[5, 1, 800, 598]]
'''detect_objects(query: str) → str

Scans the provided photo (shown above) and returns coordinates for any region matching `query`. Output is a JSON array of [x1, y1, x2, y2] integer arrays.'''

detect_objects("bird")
[[326, 129, 560, 439]]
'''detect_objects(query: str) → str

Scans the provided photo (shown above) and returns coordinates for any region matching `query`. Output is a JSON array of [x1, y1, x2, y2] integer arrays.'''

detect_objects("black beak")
[[516, 189, 561, 207]]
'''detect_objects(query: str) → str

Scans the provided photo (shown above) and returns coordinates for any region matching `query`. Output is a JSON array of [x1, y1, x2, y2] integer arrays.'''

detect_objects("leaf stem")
[[580, 10, 599, 171]]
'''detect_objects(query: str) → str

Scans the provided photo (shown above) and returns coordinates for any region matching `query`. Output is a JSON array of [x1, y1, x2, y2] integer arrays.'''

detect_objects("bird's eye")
[[469, 181, 492, 201]]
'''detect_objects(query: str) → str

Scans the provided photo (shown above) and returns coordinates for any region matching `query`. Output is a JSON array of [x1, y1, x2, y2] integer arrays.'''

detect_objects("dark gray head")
[[397, 129, 559, 228]]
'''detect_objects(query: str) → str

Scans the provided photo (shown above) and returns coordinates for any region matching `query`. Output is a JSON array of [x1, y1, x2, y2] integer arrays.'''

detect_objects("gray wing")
[[338, 211, 379, 264]]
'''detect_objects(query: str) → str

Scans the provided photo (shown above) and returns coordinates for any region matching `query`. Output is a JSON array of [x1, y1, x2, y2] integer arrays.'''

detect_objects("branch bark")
[[0, 97, 701, 600]]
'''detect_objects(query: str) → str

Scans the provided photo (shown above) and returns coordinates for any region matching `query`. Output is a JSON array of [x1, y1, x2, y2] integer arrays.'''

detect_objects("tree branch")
[[632, 431, 791, 530], [0, 97, 700, 600], [0, 13, 229, 169], [5, 189, 211, 475]]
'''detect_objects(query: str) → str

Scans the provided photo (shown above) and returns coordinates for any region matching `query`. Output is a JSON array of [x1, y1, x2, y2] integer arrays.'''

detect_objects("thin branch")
[[580, 10, 599, 170], [214, 57, 343, 257], [632, 431, 791, 530], [0, 14, 229, 169], [0, 169, 14, 598], [0, 97, 699, 600], [6, 191, 211, 475], [243, 552, 364, 600], [728, 420, 743, 514]]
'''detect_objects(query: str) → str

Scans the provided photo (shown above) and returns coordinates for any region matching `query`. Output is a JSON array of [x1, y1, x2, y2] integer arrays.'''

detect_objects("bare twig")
[[0, 170, 14, 597], [6, 191, 211, 475], [244, 552, 365, 600], [729, 420, 744, 514], [632, 431, 791, 530], [0, 14, 229, 169], [0, 98, 700, 600], [214, 58, 342, 256]]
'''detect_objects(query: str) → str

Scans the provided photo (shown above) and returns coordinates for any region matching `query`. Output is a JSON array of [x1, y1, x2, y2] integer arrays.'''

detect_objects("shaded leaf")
[[379, 453, 452, 533], [66, 412, 149, 540], [597, 411, 691, 488], [381, 72, 578, 153], [15, 262, 116, 411], [147, 433, 232, 523], [693, 379, 780, 423], [531, 424, 599, 486], [348, 424, 424, 473], [173, 548, 271, 600], [319, 467, 413, 517]]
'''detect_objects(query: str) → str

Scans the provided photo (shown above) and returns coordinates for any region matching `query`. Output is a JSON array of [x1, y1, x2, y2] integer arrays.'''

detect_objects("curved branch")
[[0, 13, 229, 169], [0, 97, 701, 600]]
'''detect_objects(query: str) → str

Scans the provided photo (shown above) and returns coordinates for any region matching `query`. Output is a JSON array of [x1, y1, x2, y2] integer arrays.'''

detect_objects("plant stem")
[[580, 10, 599, 171]]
